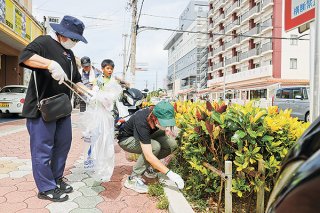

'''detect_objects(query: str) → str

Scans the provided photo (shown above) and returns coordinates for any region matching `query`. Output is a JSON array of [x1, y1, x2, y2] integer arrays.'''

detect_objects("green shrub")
[[173, 100, 310, 210]]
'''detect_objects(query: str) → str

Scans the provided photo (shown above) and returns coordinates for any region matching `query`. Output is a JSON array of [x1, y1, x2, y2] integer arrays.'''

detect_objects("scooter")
[[266, 116, 320, 212], [113, 87, 144, 134]]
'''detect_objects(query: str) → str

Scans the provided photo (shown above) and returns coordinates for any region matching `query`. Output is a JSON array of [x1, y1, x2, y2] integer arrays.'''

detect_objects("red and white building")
[[207, 0, 309, 105]]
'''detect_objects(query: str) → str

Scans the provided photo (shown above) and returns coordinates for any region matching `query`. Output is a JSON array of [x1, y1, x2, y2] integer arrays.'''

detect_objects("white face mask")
[[60, 39, 77, 49]]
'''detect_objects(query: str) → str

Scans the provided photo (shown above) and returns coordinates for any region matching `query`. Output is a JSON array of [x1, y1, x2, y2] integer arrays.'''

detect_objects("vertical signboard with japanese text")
[[14, 7, 27, 38], [5, 0, 14, 30], [25, 16, 31, 40]]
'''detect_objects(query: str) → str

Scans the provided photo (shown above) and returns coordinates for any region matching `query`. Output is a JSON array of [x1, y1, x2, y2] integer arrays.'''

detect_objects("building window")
[[290, 58, 297, 69], [290, 35, 298, 45]]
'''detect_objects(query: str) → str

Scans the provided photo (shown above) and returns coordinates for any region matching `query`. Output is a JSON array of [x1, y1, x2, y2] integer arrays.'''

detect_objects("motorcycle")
[[113, 87, 144, 134], [266, 116, 320, 212]]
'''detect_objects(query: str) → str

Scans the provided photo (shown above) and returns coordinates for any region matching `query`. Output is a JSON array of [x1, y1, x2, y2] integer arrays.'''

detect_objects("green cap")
[[153, 101, 176, 127]]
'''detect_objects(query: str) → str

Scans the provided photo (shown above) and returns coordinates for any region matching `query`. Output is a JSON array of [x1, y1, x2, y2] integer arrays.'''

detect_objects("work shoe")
[[144, 167, 158, 179], [124, 176, 148, 193], [38, 188, 68, 202], [56, 177, 73, 193]]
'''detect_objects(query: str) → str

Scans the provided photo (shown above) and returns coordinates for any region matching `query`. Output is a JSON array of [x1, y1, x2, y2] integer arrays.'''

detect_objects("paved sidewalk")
[[0, 112, 166, 213]]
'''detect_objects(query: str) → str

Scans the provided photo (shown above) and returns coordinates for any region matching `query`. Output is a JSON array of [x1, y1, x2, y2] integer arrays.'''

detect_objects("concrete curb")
[[159, 174, 194, 213]]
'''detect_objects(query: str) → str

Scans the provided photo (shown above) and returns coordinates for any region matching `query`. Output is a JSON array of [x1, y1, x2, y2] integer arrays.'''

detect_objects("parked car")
[[0, 85, 27, 115], [273, 86, 310, 122]]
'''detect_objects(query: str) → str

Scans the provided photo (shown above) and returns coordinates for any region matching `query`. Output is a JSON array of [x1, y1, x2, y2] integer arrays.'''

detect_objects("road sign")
[[285, 0, 315, 31]]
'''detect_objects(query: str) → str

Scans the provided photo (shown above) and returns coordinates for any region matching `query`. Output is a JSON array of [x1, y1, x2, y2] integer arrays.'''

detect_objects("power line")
[[138, 25, 310, 40], [137, 0, 145, 26], [141, 13, 207, 22], [35, 8, 118, 22]]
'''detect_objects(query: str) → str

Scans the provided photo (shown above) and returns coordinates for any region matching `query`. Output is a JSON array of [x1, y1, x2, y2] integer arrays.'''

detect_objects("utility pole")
[[130, 0, 138, 88], [122, 34, 128, 80]]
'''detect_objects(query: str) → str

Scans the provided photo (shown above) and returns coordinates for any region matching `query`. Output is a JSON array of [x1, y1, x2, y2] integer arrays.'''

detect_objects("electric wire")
[[138, 25, 310, 40], [141, 13, 207, 22]]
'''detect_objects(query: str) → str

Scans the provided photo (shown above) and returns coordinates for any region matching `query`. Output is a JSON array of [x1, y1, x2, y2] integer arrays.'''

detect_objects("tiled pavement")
[[0, 112, 166, 213]]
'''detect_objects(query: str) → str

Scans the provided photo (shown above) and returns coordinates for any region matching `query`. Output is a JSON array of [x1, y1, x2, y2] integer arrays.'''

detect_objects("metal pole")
[[310, 1, 320, 122], [173, 61, 176, 99], [155, 69, 158, 90], [122, 34, 128, 80], [130, 0, 138, 88], [223, 69, 226, 100]]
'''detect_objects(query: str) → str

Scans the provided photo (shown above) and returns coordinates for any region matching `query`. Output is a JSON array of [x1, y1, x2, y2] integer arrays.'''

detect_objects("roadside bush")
[[172, 100, 309, 210]]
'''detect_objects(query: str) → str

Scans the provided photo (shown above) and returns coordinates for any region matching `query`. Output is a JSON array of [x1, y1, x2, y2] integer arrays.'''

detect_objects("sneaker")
[[124, 176, 148, 193], [84, 159, 95, 169], [56, 177, 73, 193], [144, 167, 158, 179], [38, 188, 68, 202]]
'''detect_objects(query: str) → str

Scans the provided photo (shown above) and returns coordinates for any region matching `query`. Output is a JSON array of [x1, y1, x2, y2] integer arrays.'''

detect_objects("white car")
[[0, 85, 27, 115]]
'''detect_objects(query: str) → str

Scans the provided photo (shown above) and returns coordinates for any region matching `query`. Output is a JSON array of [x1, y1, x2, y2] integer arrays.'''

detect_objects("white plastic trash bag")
[[80, 79, 122, 181]]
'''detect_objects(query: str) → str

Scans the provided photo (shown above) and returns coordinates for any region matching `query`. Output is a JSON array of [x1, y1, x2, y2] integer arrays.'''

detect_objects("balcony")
[[208, 51, 214, 58], [241, 11, 250, 22], [209, 9, 215, 18], [225, 37, 240, 49], [262, 42, 272, 53], [260, 18, 273, 33], [216, 13, 226, 24], [215, 29, 225, 40], [225, 55, 240, 66], [239, 51, 248, 61], [216, 0, 226, 9], [226, 65, 273, 83], [262, 0, 274, 10], [225, 19, 240, 33], [226, 0, 241, 16], [247, 48, 262, 59], [240, 0, 248, 5], [247, 5, 261, 20], [207, 76, 224, 87], [209, 22, 214, 30], [213, 62, 224, 70], [241, 27, 260, 43], [213, 45, 225, 55]]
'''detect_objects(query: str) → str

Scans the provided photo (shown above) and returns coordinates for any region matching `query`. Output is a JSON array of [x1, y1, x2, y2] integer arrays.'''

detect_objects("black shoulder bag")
[[33, 62, 73, 122]]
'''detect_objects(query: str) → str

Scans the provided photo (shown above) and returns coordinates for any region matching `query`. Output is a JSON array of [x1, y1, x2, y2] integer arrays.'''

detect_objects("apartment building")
[[0, 0, 44, 87], [164, 1, 208, 100], [207, 0, 309, 105]]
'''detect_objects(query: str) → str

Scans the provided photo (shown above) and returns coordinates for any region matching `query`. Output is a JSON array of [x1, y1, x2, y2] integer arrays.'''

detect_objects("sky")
[[31, 0, 191, 91]]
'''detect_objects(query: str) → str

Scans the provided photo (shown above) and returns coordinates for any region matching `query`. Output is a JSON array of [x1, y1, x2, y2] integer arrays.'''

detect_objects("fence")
[[203, 160, 266, 213]]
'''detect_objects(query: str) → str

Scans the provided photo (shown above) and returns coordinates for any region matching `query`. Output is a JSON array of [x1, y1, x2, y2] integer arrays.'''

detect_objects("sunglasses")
[[70, 38, 80, 42]]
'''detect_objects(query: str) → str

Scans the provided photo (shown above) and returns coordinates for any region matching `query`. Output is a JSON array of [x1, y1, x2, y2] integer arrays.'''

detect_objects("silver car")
[[273, 86, 310, 122]]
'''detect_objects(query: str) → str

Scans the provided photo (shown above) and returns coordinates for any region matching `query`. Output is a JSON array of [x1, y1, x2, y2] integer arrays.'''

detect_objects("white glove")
[[166, 170, 184, 189], [48, 60, 68, 84]]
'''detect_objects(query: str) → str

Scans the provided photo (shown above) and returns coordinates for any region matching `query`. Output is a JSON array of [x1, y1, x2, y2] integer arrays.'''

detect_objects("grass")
[[148, 182, 169, 210]]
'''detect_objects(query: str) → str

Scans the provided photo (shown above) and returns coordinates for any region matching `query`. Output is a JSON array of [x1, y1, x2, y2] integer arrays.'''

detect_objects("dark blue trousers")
[[26, 116, 72, 192]]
